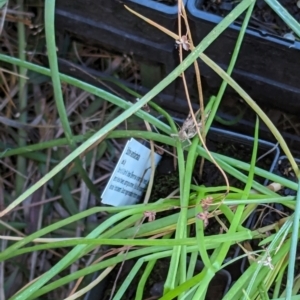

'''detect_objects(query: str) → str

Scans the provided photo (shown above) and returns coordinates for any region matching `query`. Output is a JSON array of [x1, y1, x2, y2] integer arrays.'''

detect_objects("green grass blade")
[[206, 0, 255, 130], [286, 181, 300, 299], [44, 0, 100, 198], [199, 53, 298, 176], [264, 0, 300, 37], [243, 116, 259, 198]]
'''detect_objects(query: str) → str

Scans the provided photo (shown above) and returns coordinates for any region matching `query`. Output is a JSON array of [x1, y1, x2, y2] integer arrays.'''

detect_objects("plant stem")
[[286, 179, 300, 299]]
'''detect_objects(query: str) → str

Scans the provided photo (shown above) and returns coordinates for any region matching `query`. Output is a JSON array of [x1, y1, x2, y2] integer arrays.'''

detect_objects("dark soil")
[[201, 0, 300, 37], [149, 155, 179, 202]]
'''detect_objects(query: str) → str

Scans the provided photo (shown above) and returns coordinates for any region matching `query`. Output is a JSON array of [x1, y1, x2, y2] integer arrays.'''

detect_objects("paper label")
[[101, 138, 162, 206]]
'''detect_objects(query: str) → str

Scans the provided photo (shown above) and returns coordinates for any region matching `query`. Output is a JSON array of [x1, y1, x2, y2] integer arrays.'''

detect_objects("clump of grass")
[[0, 0, 300, 299]]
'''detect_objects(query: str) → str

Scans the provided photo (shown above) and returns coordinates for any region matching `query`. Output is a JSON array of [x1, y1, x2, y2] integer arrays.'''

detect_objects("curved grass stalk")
[[44, 0, 100, 198], [135, 258, 157, 300], [199, 52, 299, 177], [113, 248, 172, 300]]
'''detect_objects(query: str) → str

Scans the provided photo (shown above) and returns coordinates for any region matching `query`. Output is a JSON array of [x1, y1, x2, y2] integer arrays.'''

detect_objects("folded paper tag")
[[101, 138, 162, 206]]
